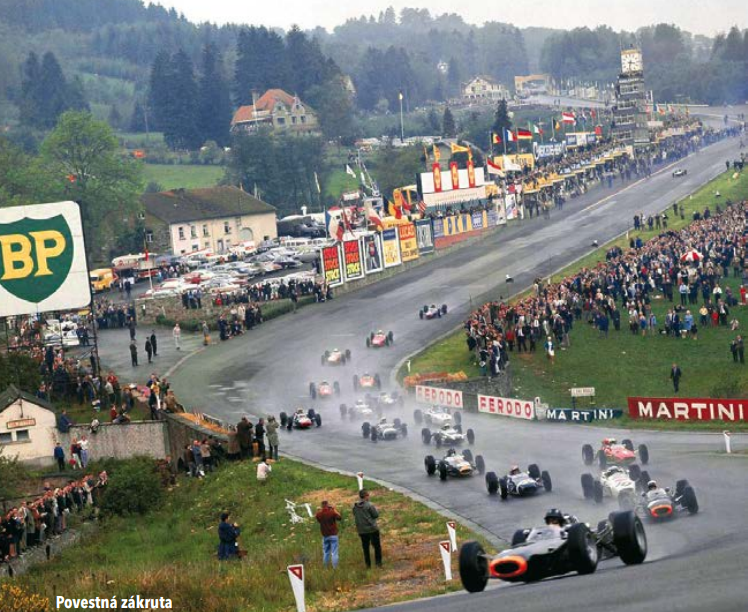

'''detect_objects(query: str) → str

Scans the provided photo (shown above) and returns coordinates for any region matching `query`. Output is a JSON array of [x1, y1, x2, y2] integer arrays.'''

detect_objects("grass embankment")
[[17, 459, 489, 612], [143, 164, 224, 190], [403, 170, 748, 431]]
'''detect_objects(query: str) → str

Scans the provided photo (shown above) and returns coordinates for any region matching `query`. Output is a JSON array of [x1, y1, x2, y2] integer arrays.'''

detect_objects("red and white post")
[[439, 541, 452, 581], [446, 521, 457, 552], [287, 564, 305, 612]]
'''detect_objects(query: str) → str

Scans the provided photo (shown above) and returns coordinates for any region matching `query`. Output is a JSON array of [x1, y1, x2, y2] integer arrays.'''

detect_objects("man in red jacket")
[[315, 500, 342, 568]]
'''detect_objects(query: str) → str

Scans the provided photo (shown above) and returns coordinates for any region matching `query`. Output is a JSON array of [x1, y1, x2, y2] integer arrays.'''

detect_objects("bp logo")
[[0, 214, 74, 303]]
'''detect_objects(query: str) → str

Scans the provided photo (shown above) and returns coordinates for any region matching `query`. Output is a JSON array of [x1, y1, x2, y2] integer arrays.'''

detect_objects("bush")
[[0, 583, 49, 612], [100, 456, 164, 516]]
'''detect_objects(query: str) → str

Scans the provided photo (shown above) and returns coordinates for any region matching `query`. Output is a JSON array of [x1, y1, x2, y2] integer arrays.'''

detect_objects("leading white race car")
[[321, 348, 351, 366], [340, 399, 378, 420], [581, 465, 644, 509], [420, 304, 448, 320], [414, 405, 461, 427], [422, 423, 475, 447], [362, 418, 408, 441]]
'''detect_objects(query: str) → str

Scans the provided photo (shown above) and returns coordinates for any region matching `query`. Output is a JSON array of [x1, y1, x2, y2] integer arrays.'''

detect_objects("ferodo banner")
[[628, 397, 748, 422], [478, 395, 535, 420], [342, 238, 364, 281], [415, 385, 463, 408], [382, 228, 401, 268], [545, 408, 623, 422], [398, 222, 419, 262], [0, 201, 90, 316], [320, 244, 344, 287]]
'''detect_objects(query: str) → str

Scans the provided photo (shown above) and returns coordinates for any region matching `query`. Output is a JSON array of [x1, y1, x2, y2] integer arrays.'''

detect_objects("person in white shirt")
[[257, 459, 272, 483], [79, 435, 90, 468], [173, 323, 181, 350]]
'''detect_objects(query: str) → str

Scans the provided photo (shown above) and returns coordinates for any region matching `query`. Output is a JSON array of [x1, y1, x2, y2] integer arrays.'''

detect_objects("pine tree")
[[447, 58, 461, 97], [148, 51, 173, 132], [198, 44, 232, 146], [442, 106, 456, 138], [129, 100, 147, 132], [491, 99, 512, 138], [39, 52, 69, 128], [19, 52, 42, 127], [168, 49, 200, 149]]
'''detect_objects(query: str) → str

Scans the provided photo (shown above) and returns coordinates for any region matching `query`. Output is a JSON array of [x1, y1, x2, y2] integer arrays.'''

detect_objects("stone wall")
[[162, 413, 228, 471], [59, 422, 169, 462]]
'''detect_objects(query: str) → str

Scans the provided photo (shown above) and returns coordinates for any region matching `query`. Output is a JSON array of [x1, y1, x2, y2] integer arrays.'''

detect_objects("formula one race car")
[[581, 465, 644, 509], [280, 408, 322, 430], [309, 380, 340, 399], [321, 348, 351, 366], [413, 405, 461, 427], [362, 418, 408, 441], [341, 399, 378, 420], [425, 448, 485, 480], [366, 330, 394, 348], [582, 438, 649, 468], [458, 509, 647, 591], [422, 423, 475, 447], [636, 479, 699, 520], [368, 391, 404, 408], [672, 168, 688, 178], [485, 464, 552, 499], [419, 304, 448, 320], [353, 372, 381, 391]]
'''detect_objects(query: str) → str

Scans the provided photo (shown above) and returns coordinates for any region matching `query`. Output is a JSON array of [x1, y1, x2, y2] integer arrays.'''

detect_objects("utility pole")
[[399, 90, 405, 143]]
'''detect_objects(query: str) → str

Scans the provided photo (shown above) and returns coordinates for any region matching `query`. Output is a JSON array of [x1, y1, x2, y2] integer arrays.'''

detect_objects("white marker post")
[[723, 430, 732, 454], [446, 521, 457, 552], [356, 471, 365, 491], [438, 541, 452, 581], [287, 564, 305, 612]]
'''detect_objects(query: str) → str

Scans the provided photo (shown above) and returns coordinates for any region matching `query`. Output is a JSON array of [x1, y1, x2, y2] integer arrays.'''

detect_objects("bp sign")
[[0, 201, 91, 316]]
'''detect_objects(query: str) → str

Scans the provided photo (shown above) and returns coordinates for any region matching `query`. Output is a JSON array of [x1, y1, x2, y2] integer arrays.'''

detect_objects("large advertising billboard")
[[398, 222, 419, 262], [342, 238, 364, 281], [0, 201, 90, 316], [321, 244, 344, 287], [382, 228, 401, 268], [362, 234, 383, 274], [628, 397, 748, 422]]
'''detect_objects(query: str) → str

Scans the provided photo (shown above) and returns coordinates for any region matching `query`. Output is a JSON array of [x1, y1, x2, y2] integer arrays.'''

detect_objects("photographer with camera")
[[217, 512, 241, 561], [315, 500, 342, 569]]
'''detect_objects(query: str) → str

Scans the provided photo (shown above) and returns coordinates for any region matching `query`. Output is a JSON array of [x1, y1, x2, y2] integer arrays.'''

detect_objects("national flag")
[[491, 132, 502, 144], [326, 210, 344, 242], [594, 125, 603, 136], [530, 123, 543, 135], [515, 128, 532, 140], [365, 200, 384, 231], [561, 112, 576, 125], [418, 200, 427, 215], [314, 172, 321, 194], [450, 143, 470, 154], [486, 158, 503, 175], [505, 128, 516, 142], [345, 164, 356, 177], [387, 199, 403, 220]]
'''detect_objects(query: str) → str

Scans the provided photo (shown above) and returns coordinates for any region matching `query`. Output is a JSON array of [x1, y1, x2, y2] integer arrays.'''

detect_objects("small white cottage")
[[0, 385, 58, 465]]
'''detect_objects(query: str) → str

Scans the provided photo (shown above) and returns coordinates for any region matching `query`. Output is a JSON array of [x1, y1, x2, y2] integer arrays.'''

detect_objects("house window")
[[204, 241, 210, 248], [145, 231, 154, 243], [190, 225, 197, 239], [202, 224, 209, 237], [300, 115, 306, 124], [292, 116, 297, 124], [178, 227, 185, 240], [224, 222, 231, 234], [192, 244, 199, 251], [0, 432, 11, 445], [277, 117, 285, 125], [15, 430, 29, 442]]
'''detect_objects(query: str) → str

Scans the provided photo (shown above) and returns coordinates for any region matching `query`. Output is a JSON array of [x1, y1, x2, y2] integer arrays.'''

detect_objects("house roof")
[[255, 89, 297, 111], [232, 105, 257, 124], [0, 384, 56, 414], [231, 89, 313, 126], [142, 187, 277, 225]]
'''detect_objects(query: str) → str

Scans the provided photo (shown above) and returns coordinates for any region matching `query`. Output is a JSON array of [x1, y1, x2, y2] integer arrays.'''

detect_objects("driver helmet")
[[379, 417, 387, 425], [544, 508, 566, 526], [509, 464, 521, 475], [296, 407, 304, 414], [446, 448, 457, 457], [377, 329, 383, 334], [647, 480, 658, 491], [607, 466, 623, 475], [333, 348, 339, 352]]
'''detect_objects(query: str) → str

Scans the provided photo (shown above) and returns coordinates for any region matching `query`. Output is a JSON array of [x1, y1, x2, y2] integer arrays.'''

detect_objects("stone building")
[[462, 76, 509, 101], [231, 89, 319, 135]]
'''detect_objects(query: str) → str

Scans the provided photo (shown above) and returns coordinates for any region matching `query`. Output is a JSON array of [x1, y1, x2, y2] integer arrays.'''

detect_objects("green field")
[[142, 164, 225, 190], [404, 169, 748, 430], [17, 457, 489, 612]]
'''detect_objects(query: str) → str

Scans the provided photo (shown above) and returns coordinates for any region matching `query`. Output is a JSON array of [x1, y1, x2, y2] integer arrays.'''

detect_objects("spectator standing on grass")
[[316, 500, 342, 569], [255, 418, 266, 459], [173, 323, 181, 351], [217, 512, 241, 561], [670, 363, 682, 393], [53, 443, 65, 471], [352, 489, 382, 569], [266, 416, 279, 461], [737, 336, 745, 364], [79, 435, 89, 468]]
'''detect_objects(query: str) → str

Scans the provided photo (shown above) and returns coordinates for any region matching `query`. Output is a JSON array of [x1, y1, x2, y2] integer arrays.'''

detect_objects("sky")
[[154, 0, 747, 36]]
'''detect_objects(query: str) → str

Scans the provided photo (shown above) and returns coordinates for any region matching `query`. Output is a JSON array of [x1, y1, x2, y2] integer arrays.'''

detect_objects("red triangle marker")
[[440, 542, 451, 553], [288, 565, 304, 581]]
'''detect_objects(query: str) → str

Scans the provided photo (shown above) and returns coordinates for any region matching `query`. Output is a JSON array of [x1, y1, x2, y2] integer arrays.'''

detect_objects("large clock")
[[621, 50, 643, 74]]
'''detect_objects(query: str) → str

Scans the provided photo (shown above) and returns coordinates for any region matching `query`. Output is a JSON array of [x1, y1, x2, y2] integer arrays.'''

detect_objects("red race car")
[[280, 408, 322, 430], [309, 380, 340, 399], [366, 330, 394, 348], [353, 372, 381, 392], [583, 438, 650, 468]]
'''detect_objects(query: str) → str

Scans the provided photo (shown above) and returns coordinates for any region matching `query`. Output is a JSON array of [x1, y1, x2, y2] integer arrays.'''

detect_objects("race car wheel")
[[400, 423, 408, 438], [419, 311, 424, 320], [421, 428, 431, 444], [675, 479, 689, 497], [486, 471, 499, 495], [541, 470, 553, 492], [340, 404, 347, 418], [414, 409, 423, 423], [582, 444, 594, 465], [528, 463, 540, 480], [475, 455, 486, 475], [612, 511, 647, 565], [438, 461, 448, 481], [374, 374, 381, 388], [638, 471, 651, 492], [567, 523, 599, 575], [581, 473, 595, 500], [371, 429, 378, 443], [345, 349, 351, 360], [441, 304, 448, 314], [362, 422, 371, 438], [499, 477, 509, 500], [638, 444, 649, 465], [593, 480, 604, 504], [423, 305, 428, 313], [394, 418, 401, 428], [597, 449, 608, 469], [425, 455, 436, 475], [628, 464, 641, 481], [683, 486, 699, 514], [307, 408, 316, 420], [455, 424, 463, 434], [466, 429, 475, 445], [309, 383, 316, 399], [366, 337, 371, 348], [459, 541, 488, 593], [622, 438, 634, 451], [462, 449, 473, 462], [315, 414, 322, 427], [387, 331, 394, 343], [453, 411, 462, 425], [324, 350, 330, 358], [435, 435, 443, 448], [511, 529, 528, 546], [280, 412, 288, 427], [334, 382, 341, 395]]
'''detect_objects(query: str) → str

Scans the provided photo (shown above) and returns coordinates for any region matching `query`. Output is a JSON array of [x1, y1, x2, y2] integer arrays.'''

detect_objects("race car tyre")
[[675, 479, 689, 497], [582, 444, 595, 465], [593, 480, 604, 504], [567, 523, 599, 575], [334, 382, 341, 395], [400, 423, 408, 438], [455, 424, 463, 434], [438, 461, 448, 481], [340, 404, 347, 419], [683, 486, 699, 514], [528, 463, 541, 480], [345, 349, 351, 360], [414, 409, 423, 423], [374, 374, 381, 388], [462, 449, 473, 462], [622, 439, 634, 451], [511, 529, 528, 546], [475, 455, 486, 475], [425, 455, 436, 475], [307, 408, 316, 420], [486, 471, 499, 495], [421, 428, 432, 444], [597, 449, 608, 469], [639, 471, 651, 492], [453, 411, 462, 425], [629, 464, 642, 481], [315, 414, 322, 427], [371, 429, 378, 443], [466, 429, 475, 445], [279, 412, 288, 427], [309, 383, 316, 399], [394, 418, 401, 428], [419, 311, 424, 319], [541, 470, 553, 492], [366, 337, 371, 348], [435, 435, 443, 448], [423, 305, 429, 313], [638, 444, 649, 465], [611, 511, 647, 565], [499, 477, 509, 500], [441, 304, 448, 314], [581, 473, 595, 500], [370, 332, 375, 340], [287, 421, 293, 431], [353, 376, 359, 391], [362, 422, 370, 438], [459, 541, 488, 593], [387, 331, 394, 343], [324, 350, 330, 358]]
